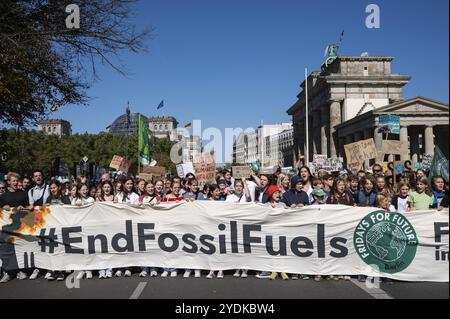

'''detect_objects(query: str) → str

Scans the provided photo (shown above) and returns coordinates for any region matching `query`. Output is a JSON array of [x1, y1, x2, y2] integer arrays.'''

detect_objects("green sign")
[[354, 211, 418, 274], [379, 115, 400, 135]]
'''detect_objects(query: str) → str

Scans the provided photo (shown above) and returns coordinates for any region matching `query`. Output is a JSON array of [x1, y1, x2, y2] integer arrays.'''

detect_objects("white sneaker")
[[76, 271, 85, 280], [44, 272, 51, 280], [291, 274, 299, 280], [170, 271, 178, 278], [150, 270, 158, 277], [183, 270, 191, 278], [86, 271, 93, 279], [98, 270, 106, 279], [241, 270, 248, 278], [16, 271, 27, 280], [233, 270, 241, 277], [124, 270, 132, 277], [29, 269, 40, 280], [115, 270, 122, 277], [206, 271, 214, 279], [161, 271, 169, 278], [0, 273, 11, 283], [139, 271, 148, 277], [344, 275, 351, 281], [217, 270, 224, 279], [106, 270, 113, 278], [194, 270, 201, 278]]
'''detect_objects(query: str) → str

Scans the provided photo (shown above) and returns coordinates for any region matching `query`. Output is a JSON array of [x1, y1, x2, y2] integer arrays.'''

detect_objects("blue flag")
[[157, 100, 164, 110]]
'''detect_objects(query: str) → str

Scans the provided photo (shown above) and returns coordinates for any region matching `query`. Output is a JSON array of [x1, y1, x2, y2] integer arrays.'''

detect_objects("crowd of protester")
[[0, 163, 448, 284]]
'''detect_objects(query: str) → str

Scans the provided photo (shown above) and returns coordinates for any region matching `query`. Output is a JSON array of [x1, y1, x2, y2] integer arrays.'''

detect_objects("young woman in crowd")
[[430, 176, 448, 209], [183, 179, 205, 202], [140, 182, 160, 205], [114, 180, 122, 196], [416, 169, 427, 181], [321, 174, 334, 202], [89, 185, 97, 199], [326, 177, 355, 206], [75, 184, 95, 206], [135, 178, 146, 197], [225, 179, 251, 204], [375, 175, 391, 195], [163, 182, 184, 202], [391, 182, 411, 213], [298, 166, 314, 204], [347, 175, 360, 203], [255, 174, 270, 204], [376, 193, 396, 212], [281, 176, 309, 208], [163, 178, 173, 196], [356, 176, 377, 207], [409, 177, 434, 211], [66, 183, 78, 205], [277, 174, 291, 195]]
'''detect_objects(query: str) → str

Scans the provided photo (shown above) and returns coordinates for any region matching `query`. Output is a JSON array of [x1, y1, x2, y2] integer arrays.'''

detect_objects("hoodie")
[[281, 178, 309, 207]]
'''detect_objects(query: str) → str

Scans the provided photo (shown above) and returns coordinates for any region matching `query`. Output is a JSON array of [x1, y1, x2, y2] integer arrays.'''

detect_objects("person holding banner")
[[375, 175, 392, 195], [277, 174, 291, 195], [163, 183, 184, 202], [326, 177, 355, 206], [140, 182, 160, 205], [114, 178, 139, 205], [281, 176, 309, 208], [183, 179, 205, 202], [298, 166, 314, 204], [75, 184, 95, 206], [255, 174, 270, 204], [225, 179, 251, 204], [391, 182, 411, 213], [136, 179, 146, 197]]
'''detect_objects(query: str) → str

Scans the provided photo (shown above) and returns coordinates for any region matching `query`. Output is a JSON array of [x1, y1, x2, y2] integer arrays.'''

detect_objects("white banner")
[[0, 203, 448, 282]]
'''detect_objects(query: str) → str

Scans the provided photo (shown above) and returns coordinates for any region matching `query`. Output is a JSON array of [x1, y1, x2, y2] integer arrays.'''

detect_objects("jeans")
[[141, 267, 158, 273], [164, 268, 176, 272]]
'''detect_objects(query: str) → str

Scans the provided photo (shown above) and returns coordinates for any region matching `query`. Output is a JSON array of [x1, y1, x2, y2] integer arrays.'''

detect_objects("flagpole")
[[305, 67, 309, 166]]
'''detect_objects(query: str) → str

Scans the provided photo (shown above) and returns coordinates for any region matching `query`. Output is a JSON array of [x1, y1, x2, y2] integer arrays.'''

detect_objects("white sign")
[[176, 163, 195, 178]]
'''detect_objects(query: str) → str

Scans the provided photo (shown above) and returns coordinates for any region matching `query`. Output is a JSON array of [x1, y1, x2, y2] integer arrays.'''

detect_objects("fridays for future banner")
[[0, 202, 448, 282]]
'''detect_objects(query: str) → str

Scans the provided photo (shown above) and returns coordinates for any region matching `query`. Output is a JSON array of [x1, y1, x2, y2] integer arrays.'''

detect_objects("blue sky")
[[48, 0, 448, 134]]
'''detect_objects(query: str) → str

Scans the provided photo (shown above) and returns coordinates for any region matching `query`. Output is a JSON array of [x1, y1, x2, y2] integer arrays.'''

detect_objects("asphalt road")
[[0, 270, 448, 299]]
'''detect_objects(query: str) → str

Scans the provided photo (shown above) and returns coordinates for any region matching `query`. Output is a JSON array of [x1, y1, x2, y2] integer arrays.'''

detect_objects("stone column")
[[320, 106, 328, 156], [363, 129, 372, 168], [425, 125, 435, 156], [400, 126, 409, 161], [329, 99, 342, 157]]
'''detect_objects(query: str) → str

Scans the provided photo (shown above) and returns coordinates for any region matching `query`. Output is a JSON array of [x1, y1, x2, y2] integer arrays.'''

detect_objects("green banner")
[[138, 114, 151, 166]]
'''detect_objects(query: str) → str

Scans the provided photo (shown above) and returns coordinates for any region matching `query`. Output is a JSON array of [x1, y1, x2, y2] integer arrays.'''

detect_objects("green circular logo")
[[353, 210, 419, 274]]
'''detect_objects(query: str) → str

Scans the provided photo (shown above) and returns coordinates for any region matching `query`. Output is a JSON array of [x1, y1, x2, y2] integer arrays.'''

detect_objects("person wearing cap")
[[311, 188, 326, 205], [281, 176, 309, 208]]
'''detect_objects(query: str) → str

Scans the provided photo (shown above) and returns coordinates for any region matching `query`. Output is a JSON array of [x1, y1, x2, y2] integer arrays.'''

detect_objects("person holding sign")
[[409, 177, 434, 211]]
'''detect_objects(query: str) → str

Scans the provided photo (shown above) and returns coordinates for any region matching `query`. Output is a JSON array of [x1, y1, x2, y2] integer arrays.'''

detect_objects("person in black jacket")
[[281, 176, 309, 208]]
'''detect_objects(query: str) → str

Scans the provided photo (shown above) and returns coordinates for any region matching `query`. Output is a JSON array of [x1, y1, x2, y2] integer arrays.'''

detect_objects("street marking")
[[350, 279, 394, 299], [129, 282, 147, 299]]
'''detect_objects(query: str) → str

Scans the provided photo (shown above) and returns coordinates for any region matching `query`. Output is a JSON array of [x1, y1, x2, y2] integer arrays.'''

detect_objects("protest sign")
[[344, 139, 377, 166], [119, 159, 132, 173], [232, 166, 253, 179], [310, 156, 344, 173], [138, 173, 153, 182], [422, 154, 433, 170], [381, 140, 408, 158], [378, 115, 400, 135], [176, 163, 195, 178], [193, 154, 216, 184], [1, 203, 447, 282], [109, 155, 124, 170], [142, 166, 166, 177]]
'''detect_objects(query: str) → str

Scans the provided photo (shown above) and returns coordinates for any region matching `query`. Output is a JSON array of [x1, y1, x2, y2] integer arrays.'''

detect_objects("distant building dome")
[[108, 113, 148, 135]]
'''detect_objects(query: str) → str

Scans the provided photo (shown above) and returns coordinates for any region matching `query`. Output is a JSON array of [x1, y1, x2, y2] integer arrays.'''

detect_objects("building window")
[[53, 126, 56, 132], [165, 124, 168, 130]]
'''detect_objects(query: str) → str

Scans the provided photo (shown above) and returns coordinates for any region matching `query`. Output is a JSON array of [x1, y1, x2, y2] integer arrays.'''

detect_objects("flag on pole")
[[429, 146, 449, 183], [157, 100, 164, 110], [138, 114, 151, 166]]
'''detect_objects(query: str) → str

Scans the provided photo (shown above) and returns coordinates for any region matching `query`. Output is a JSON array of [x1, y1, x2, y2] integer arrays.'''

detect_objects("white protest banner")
[[344, 139, 377, 165], [313, 154, 328, 165], [1, 203, 448, 282], [232, 166, 253, 179], [176, 163, 195, 178]]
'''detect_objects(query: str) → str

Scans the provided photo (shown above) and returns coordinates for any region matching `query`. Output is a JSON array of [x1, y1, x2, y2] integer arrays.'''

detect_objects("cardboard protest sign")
[[109, 155, 123, 170], [421, 154, 433, 170], [381, 140, 408, 157], [232, 166, 253, 179], [142, 166, 166, 177], [138, 173, 153, 182], [119, 159, 132, 173], [344, 139, 377, 166], [176, 163, 195, 178], [193, 154, 216, 184]]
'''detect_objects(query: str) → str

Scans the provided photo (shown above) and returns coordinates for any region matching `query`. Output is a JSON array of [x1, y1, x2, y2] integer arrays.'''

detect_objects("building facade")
[[287, 55, 449, 164], [38, 119, 72, 137], [148, 116, 179, 142], [287, 56, 410, 162], [181, 135, 202, 163], [270, 128, 294, 168]]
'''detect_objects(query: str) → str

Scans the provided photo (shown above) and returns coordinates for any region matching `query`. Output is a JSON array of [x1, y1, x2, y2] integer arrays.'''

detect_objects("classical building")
[[106, 112, 147, 135], [148, 116, 179, 142], [38, 119, 72, 137], [287, 55, 449, 164], [335, 96, 449, 166]]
